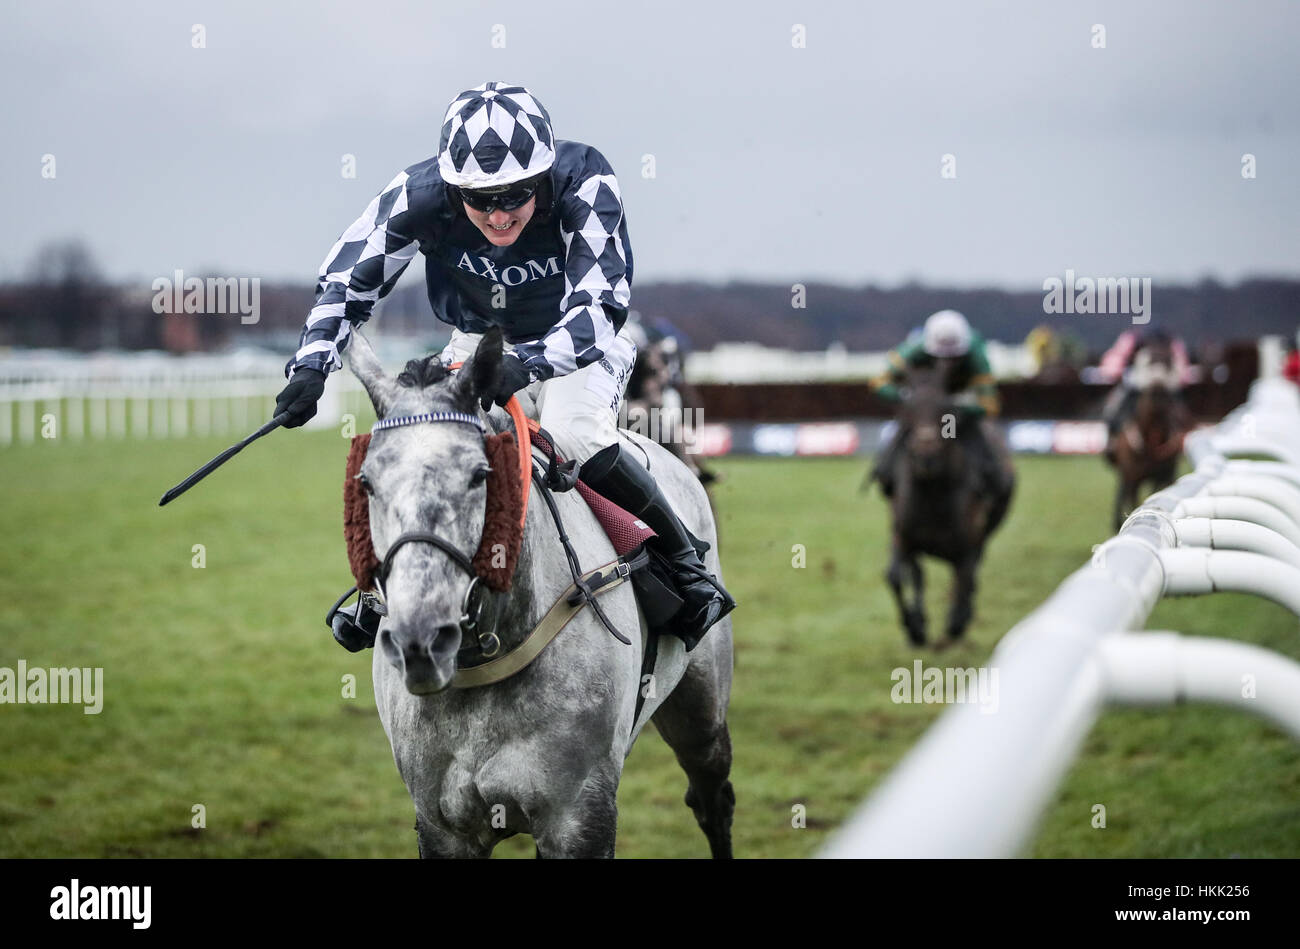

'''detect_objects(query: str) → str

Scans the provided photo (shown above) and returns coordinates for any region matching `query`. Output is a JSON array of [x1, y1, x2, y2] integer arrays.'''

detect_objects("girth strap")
[[452, 557, 633, 688], [566, 548, 645, 606]]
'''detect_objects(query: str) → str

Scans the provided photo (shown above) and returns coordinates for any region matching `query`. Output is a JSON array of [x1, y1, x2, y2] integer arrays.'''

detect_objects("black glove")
[[480, 355, 534, 412], [274, 367, 327, 428]]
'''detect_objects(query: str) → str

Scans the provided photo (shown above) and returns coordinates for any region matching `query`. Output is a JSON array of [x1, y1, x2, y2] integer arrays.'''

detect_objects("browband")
[[372, 411, 485, 435]]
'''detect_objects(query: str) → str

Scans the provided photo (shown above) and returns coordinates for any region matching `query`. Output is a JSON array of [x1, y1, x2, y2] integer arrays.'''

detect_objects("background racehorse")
[[624, 336, 719, 487], [880, 365, 1012, 647], [1105, 374, 1188, 531], [348, 329, 735, 858]]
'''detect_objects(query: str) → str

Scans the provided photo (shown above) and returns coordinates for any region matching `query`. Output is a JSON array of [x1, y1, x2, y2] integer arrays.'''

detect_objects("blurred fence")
[[821, 376, 1300, 858], [0, 351, 369, 445]]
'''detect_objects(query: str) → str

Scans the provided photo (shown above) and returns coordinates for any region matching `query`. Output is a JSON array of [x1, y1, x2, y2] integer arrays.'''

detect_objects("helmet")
[[438, 82, 555, 189], [623, 315, 649, 351], [922, 310, 972, 358]]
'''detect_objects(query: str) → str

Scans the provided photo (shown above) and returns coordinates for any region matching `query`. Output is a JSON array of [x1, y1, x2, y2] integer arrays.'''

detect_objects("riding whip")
[[158, 412, 292, 506]]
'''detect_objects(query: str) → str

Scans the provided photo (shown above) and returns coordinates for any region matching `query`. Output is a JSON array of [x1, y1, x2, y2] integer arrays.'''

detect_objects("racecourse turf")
[[1, 432, 1298, 858]]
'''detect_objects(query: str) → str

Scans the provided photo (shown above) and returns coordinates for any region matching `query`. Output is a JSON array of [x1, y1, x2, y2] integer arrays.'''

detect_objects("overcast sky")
[[4, 0, 1297, 292]]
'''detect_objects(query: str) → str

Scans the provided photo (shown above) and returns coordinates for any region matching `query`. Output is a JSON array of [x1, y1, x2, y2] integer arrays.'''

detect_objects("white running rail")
[[822, 377, 1300, 858], [0, 350, 368, 444]]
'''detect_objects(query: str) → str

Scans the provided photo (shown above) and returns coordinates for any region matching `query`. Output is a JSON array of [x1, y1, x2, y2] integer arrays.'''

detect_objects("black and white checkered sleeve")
[[286, 171, 420, 377], [511, 170, 632, 379]]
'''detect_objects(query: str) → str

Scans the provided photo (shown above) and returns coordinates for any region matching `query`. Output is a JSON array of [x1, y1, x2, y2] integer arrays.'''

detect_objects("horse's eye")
[[470, 465, 491, 488], [356, 472, 374, 496]]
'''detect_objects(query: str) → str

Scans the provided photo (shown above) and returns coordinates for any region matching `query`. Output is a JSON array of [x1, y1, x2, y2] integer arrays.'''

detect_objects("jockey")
[[869, 309, 1012, 499], [1099, 328, 1192, 445], [273, 82, 731, 647]]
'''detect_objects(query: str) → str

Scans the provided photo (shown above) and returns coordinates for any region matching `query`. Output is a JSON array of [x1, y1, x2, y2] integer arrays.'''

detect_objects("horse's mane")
[[900, 365, 946, 420], [396, 356, 450, 389]]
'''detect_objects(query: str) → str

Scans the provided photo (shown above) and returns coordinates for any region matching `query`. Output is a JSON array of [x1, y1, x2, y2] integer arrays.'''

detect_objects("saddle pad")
[[575, 482, 657, 556], [528, 427, 656, 556]]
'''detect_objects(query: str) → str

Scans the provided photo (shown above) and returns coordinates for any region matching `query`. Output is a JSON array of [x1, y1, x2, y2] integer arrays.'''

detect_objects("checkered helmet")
[[437, 82, 556, 189], [922, 309, 972, 357]]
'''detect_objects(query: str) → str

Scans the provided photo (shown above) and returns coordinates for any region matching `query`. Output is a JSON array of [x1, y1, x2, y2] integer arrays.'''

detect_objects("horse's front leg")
[[1123, 475, 1141, 526], [1112, 475, 1130, 533], [886, 540, 926, 646], [1153, 456, 1179, 493], [531, 767, 620, 858], [414, 811, 493, 859], [944, 552, 979, 643]]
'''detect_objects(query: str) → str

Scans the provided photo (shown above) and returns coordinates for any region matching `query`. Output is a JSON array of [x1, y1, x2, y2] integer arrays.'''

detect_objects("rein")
[[527, 456, 633, 647]]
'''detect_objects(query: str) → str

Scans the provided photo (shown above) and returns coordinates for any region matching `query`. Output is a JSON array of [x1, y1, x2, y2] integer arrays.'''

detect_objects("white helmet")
[[922, 309, 972, 358]]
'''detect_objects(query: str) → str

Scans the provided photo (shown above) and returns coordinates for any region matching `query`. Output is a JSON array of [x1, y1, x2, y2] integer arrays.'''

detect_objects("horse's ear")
[[457, 328, 504, 410], [346, 330, 396, 417]]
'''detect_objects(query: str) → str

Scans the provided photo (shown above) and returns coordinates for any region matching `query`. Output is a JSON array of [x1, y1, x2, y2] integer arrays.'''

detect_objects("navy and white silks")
[[286, 141, 638, 462]]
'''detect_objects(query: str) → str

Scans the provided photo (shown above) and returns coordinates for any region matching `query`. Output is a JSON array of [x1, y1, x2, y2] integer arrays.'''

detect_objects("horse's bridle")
[[367, 410, 501, 657], [362, 405, 635, 660]]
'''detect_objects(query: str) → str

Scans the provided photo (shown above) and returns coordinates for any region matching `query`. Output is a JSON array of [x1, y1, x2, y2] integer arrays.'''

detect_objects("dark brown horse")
[[1106, 380, 1189, 530], [880, 366, 1013, 647]]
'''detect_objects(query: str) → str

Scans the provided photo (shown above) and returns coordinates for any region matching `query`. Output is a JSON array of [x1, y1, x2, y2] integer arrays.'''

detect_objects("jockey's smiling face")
[[461, 195, 537, 247]]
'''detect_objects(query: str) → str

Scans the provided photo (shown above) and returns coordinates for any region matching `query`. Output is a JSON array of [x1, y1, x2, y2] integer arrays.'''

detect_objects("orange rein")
[[449, 361, 536, 529]]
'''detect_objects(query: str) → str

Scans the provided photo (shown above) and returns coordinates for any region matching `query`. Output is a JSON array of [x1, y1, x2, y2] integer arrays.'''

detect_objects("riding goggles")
[[457, 174, 546, 213]]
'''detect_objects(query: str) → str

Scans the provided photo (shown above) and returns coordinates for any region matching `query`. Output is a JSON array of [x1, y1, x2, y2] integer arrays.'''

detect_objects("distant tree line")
[[625, 279, 1300, 356], [2, 240, 1295, 359]]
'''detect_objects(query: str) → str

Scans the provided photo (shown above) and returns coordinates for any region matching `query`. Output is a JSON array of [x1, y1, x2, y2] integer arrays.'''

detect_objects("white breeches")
[[440, 327, 638, 464]]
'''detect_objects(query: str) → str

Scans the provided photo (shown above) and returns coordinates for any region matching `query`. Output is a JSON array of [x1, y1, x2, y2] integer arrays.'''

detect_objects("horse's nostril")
[[428, 625, 463, 662], [378, 628, 402, 666], [385, 623, 463, 659], [379, 627, 421, 659]]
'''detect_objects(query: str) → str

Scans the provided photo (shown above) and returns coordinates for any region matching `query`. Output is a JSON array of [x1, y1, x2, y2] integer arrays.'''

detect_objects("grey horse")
[[347, 328, 735, 858]]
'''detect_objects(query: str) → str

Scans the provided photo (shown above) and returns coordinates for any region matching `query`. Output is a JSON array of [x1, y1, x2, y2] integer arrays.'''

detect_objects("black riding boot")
[[580, 444, 732, 648]]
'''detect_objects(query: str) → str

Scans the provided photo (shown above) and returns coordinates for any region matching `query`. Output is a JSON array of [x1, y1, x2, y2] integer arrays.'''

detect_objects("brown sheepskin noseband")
[[343, 433, 380, 591], [343, 430, 525, 594]]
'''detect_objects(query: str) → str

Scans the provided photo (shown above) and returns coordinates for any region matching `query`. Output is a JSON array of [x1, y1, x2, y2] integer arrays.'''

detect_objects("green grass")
[[1, 434, 1298, 857]]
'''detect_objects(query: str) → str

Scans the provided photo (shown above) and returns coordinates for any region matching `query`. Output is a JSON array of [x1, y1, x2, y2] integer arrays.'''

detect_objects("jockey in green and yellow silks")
[[869, 309, 1013, 500], [872, 310, 999, 417]]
